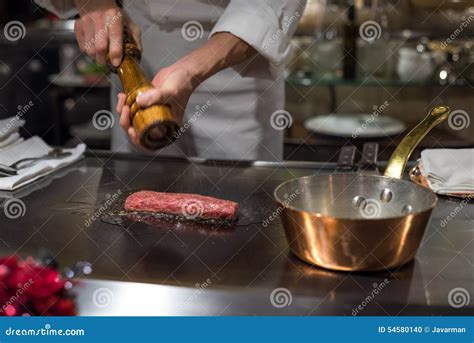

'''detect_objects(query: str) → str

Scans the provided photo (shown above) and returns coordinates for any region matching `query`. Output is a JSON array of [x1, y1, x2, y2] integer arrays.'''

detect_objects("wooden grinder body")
[[111, 34, 179, 150]]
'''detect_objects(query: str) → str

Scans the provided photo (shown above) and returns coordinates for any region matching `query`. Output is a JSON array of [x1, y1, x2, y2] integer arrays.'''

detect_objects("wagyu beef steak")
[[124, 191, 239, 222]]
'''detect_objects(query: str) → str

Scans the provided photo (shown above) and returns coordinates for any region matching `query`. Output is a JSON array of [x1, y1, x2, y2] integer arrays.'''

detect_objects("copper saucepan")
[[274, 106, 450, 272]]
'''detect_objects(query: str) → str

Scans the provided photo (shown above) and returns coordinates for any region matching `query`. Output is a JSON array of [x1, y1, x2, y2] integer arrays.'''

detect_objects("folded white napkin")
[[0, 136, 85, 191], [0, 116, 25, 140], [420, 149, 474, 195], [0, 132, 23, 149]]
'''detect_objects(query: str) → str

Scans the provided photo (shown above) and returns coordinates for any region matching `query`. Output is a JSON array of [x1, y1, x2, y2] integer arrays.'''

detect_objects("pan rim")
[[273, 173, 438, 221]]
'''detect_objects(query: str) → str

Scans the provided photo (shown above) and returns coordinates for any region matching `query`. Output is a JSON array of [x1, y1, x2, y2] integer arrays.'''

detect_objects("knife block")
[[109, 30, 179, 150]]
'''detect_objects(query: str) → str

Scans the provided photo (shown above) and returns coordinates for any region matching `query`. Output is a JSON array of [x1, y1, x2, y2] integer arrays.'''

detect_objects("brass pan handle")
[[384, 106, 450, 179]]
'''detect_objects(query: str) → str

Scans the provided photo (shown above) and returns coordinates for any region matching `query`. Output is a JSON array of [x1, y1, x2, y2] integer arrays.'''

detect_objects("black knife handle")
[[335, 145, 356, 172]]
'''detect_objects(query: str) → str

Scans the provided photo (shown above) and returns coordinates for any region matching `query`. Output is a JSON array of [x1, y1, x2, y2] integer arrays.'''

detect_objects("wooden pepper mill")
[[109, 29, 179, 150]]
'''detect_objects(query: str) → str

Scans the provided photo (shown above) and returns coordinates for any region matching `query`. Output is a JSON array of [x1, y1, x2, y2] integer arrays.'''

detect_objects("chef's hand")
[[117, 32, 256, 150], [117, 64, 194, 151], [73, 0, 141, 66]]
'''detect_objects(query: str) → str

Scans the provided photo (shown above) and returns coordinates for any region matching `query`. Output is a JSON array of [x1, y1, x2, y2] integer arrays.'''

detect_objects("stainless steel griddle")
[[0, 151, 472, 315]]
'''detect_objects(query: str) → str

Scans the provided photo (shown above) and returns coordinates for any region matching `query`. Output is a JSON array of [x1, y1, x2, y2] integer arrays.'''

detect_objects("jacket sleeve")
[[34, 0, 78, 19], [210, 0, 306, 79]]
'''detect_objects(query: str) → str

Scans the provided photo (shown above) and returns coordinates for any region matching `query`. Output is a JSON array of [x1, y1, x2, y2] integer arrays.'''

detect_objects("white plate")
[[304, 113, 406, 138]]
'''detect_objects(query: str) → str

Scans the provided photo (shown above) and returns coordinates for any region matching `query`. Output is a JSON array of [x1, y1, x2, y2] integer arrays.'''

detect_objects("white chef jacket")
[[36, 0, 306, 161]]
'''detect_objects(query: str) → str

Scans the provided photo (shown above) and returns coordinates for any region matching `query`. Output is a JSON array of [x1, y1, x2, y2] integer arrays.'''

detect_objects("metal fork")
[[0, 148, 72, 176]]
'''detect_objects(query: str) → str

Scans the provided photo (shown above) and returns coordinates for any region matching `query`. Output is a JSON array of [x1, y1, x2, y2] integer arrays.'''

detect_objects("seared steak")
[[124, 191, 239, 221]]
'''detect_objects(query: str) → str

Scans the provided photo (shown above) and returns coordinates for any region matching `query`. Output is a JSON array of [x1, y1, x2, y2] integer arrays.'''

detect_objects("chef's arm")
[[118, 32, 257, 150], [210, 0, 307, 78], [118, 0, 306, 150], [177, 32, 257, 88]]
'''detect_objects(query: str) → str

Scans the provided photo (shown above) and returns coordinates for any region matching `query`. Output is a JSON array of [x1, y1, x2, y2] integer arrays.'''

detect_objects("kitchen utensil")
[[304, 113, 406, 138], [108, 28, 180, 150], [358, 142, 379, 174], [0, 148, 72, 176], [274, 106, 450, 272], [0, 165, 16, 176]]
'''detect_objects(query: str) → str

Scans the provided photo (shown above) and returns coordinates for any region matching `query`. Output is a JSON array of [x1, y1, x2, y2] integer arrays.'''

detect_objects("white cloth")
[[420, 149, 474, 195], [0, 136, 85, 191], [35, 0, 306, 161]]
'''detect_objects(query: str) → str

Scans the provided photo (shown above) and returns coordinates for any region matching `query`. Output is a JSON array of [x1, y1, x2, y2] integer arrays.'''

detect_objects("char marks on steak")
[[124, 191, 239, 221]]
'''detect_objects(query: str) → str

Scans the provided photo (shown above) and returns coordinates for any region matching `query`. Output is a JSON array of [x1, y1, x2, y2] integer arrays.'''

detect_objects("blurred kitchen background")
[[0, 0, 473, 161]]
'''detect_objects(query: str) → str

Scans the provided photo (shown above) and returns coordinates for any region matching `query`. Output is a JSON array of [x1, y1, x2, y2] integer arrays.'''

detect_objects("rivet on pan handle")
[[384, 106, 450, 179]]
